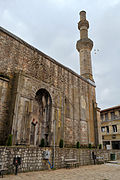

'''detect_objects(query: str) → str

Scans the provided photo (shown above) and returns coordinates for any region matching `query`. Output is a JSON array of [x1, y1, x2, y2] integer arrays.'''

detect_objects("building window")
[[105, 113, 108, 121], [112, 125, 117, 133], [106, 126, 109, 133], [111, 112, 115, 120], [119, 110, 120, 116], [103, 141, 110, 149], [101, 126, 105, 132], [100, 114, 104, 121]]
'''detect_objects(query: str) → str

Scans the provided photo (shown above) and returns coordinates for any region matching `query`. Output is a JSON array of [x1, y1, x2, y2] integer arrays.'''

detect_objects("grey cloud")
[[93, 2, 120, 109], [0, 0, 120, 109]]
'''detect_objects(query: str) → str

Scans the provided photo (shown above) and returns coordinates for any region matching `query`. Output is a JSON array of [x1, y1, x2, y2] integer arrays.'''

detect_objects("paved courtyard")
[[2, 164, 120, 180]]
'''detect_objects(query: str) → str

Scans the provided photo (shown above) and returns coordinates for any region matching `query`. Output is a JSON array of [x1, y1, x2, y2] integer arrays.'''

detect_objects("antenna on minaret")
[[76, 10, 94, 82]]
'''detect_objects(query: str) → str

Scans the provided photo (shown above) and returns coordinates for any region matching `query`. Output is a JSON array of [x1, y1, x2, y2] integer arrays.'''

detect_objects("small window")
[[112, 125, 117, 133], [100, 114, 104, 121], [111, 112, 115, 120], [105, 113, 108, 121], [106, 126, 109, 133], [101, 127, 105, 132]]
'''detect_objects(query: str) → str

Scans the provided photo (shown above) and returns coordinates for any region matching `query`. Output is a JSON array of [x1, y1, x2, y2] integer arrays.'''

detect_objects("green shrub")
[[40, 138, 45, 147], [88, 143, 92, 149], [76, 142, 80, 148], [6, 134, 13, 146], [59, 139, 63, 148]]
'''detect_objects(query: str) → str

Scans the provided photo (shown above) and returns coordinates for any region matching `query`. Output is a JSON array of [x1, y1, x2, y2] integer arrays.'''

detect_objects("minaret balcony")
[[76, 38, 93, 51], [78, 20, 89, 30]]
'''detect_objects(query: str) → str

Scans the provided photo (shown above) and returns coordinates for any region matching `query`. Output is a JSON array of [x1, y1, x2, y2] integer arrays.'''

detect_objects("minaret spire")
[[76, 10, 94, 81]]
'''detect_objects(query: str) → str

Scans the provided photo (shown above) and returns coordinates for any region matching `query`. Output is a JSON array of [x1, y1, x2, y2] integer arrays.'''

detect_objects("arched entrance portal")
[[30, 89, 52, 146]]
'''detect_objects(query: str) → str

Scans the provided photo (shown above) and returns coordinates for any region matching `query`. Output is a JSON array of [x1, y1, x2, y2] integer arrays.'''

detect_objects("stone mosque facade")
[[0, 11, 99, 147]]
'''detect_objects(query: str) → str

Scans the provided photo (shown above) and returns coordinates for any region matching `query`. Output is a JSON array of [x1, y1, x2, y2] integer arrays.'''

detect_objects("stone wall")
[[0, 147, 52, 173], [0, 147, 120, 174], [0, 26, 98, 147], [0, 77, 10, 145]]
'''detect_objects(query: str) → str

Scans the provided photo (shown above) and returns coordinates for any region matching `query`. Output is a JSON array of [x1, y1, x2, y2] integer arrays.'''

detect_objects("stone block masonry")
[[0, 147, 120, 174], [0, 147, 51, 173]]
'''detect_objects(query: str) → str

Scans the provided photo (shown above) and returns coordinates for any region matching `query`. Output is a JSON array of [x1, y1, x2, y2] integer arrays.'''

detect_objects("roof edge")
[[0, 26, 95, 87], [101, 105, 120, 112]]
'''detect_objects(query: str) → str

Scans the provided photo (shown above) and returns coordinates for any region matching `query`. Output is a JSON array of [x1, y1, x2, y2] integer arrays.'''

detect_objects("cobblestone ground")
[[2, 164, 120, 180]]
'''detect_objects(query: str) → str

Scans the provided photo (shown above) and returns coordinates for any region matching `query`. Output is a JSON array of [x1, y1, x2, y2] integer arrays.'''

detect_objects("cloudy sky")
[[0, 0, 120, 109]]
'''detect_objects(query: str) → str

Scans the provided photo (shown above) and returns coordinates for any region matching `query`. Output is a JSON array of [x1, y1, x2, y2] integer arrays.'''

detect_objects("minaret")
[[76, 11, 94, 81]]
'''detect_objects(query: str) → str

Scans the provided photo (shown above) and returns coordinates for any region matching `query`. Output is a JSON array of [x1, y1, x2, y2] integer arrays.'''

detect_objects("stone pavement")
[[2, 164, 120, 180]]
